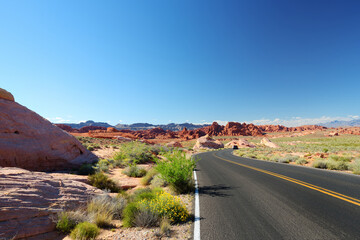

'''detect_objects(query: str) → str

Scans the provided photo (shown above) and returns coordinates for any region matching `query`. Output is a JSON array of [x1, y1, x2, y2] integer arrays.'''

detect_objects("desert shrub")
[[329, 155, 353, 162], [140, 191, 189, 223], [156, 150, 196, 194], [87, 194, 127, 221], [326, 160, 349, 170], [56, 210, 88, 234], [88, 172, 119, 192], [78, 163, 95, 175], [283, 155, 300, 163], [312, 159, 327, 169], [269, 154, 282, 162], [123, 190, 188, 227], [87, 145, 94, 151], [278, 158, 289, 164], [133, 204, 159, 227], [295, 158, 308, 165], [323, 148, 329, 153], [123, 164, 147, 177], [141, 168, 158, 185], [160, 217, 171, 237], [70, 222, 99, 240], [350, 159, 360, 174], [150, 174, 168, 188], [95, 159, 113, 173]]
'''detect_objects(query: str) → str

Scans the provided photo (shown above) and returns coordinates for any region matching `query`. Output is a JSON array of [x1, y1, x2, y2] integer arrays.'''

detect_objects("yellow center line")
[[212, 153, 360, 207]]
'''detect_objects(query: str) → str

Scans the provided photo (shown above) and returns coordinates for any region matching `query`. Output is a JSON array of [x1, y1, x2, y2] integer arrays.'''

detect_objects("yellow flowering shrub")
[[139, 191, 189, 223]]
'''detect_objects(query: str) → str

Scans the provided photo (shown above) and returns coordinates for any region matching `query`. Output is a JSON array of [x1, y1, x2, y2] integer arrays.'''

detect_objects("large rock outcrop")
[[0, 167, 102, 240], [0, 90, 98, 171], [225, 139, 256, 148], [193, 135, 224, 150], [0, 88, 15, 102]]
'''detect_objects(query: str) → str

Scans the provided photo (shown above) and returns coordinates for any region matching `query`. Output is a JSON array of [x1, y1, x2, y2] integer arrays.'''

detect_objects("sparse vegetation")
[[88, 172, 119, 192], [350, 159, 360, 174], [141, 168, 158, 185], [113, 141, 155, 165], [122, 164, 147, 177]]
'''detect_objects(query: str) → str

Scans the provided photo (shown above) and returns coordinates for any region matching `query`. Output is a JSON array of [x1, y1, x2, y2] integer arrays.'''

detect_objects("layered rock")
[[0, 167, 102, 240], [225, 139, 256, 148], [193, 135, 224, 150], [200, 122, 263, 137], [258, 124, 327, 132], [0, 90, 98, 171], [0, 88, 14, 102], [260, 137, 279, 148]]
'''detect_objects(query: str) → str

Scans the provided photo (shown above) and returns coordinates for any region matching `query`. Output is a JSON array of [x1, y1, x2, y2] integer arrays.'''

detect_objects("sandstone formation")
[[0, 88, 14, 102], [225, 139, 256, 148], [334, 127, 360, 136], [261, 137, 279, 148], [193, 135, 224, 150], [258, 124, 327, 132], [0, 91, 98, 171], [0, 167, 102, 240], [200, 122, 263, 137], [165, 141, 183, 148]]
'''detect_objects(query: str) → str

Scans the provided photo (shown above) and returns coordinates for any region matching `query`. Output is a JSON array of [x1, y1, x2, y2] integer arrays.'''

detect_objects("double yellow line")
[[213, 153, 360, 207]]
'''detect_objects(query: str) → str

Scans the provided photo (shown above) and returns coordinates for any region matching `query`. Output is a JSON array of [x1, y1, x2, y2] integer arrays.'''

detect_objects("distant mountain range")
[[60, 120, 210, 131], [319, 119, 360, 128], [61, 120, 113, 129], [115, 122, 210, 131]]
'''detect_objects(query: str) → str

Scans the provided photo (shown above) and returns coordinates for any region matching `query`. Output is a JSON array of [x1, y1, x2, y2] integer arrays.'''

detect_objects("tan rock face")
[[0, 98, 98, 171], [0, 167, 102, 240], [261, 137, 279, 148], [225, 139, 256, 148], [0, 88, 14, 101], [193, 135, 224, 150]]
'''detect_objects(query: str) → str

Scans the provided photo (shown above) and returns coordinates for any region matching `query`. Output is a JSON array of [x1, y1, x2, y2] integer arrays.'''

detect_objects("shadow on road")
[[199, 184, 232, 198]]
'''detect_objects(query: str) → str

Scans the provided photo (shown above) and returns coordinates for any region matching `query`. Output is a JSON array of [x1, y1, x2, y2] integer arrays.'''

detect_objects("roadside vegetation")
[[233, 134, 360, 174], [58, 138, 195, 239]]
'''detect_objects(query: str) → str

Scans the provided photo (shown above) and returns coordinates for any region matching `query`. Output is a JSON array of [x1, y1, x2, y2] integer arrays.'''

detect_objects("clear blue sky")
[[1, 0, 359, 126]]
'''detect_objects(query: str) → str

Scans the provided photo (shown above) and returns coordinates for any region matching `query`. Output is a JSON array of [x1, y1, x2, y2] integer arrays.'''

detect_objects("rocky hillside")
[[258, 124, 327, 132]]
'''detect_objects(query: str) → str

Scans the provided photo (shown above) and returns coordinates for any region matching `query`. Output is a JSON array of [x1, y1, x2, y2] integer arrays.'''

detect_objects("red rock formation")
[[79, 126, 107, 133], [0, 167, 102, 239], [0, 91, 98, 171], [55, 124, 77, 133], [258, 125, 327, 132], [199, 122, 263, 137], [335, 127, 360, 135], [193, 135, 224, 150]]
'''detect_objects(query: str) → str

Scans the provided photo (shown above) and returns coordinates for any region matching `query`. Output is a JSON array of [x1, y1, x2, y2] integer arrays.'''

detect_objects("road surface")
[[195, 149, 360, 240]]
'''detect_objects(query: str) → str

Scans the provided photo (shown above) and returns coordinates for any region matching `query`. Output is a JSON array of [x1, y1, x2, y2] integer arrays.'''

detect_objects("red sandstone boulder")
[[107, 127, 118, 133], [0, 88, 14, 102], [0, 92, 98, 171], [193, 135, 224, 150], [260, 137, 279, 148], [0, 167, 102, 240]]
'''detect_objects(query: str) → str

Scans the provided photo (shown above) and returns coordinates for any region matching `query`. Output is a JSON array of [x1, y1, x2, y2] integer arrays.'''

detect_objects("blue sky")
[[1, 0, 359, 126]]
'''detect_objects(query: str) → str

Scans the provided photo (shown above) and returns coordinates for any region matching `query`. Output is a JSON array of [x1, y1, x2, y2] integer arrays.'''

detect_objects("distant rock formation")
[[165, 141, 183, 148], [115, 122, 210, 131], [0, 89, 98, 171], [199, 122, 263, 137], [193, 135, 224, 150], [0, 167, 102, 239], [320, 119, 360, 128], [260, 137, 279, 148], [258, 124, 327, 132], [225, 139, 256, 148]]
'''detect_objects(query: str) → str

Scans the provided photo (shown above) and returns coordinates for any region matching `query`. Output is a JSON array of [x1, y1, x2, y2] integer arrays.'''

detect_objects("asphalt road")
[[196, 149, 360, 240]]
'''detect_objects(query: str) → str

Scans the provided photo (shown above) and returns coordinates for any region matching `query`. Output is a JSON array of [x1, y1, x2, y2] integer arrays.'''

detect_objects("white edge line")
[[193, 169, 201, 240]]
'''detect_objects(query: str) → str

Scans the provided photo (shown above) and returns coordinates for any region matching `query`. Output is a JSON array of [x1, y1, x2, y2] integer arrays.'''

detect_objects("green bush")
[[87, 145, 94, 151], [122, 164, 147, 177], [88, 172, 119, 192], [350, 159, 360, 174], [56, 211, 87, 233], [278, 158, 289, 164], [326, 160, 349, 170], [95, 159, 113, 173], [283, 155, 300, 163], [295, 158, 308, 165], [70, 222, 99, 240], [77, 163, 95, 175], [141, 168, 158, 185], [150, 174, 168, 187], [156, 150, 196, 194], [87, 194, 127, 223], [122, 202, 138, 227], [329, 155, 353, 162], [312, 159, 327, 169]]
